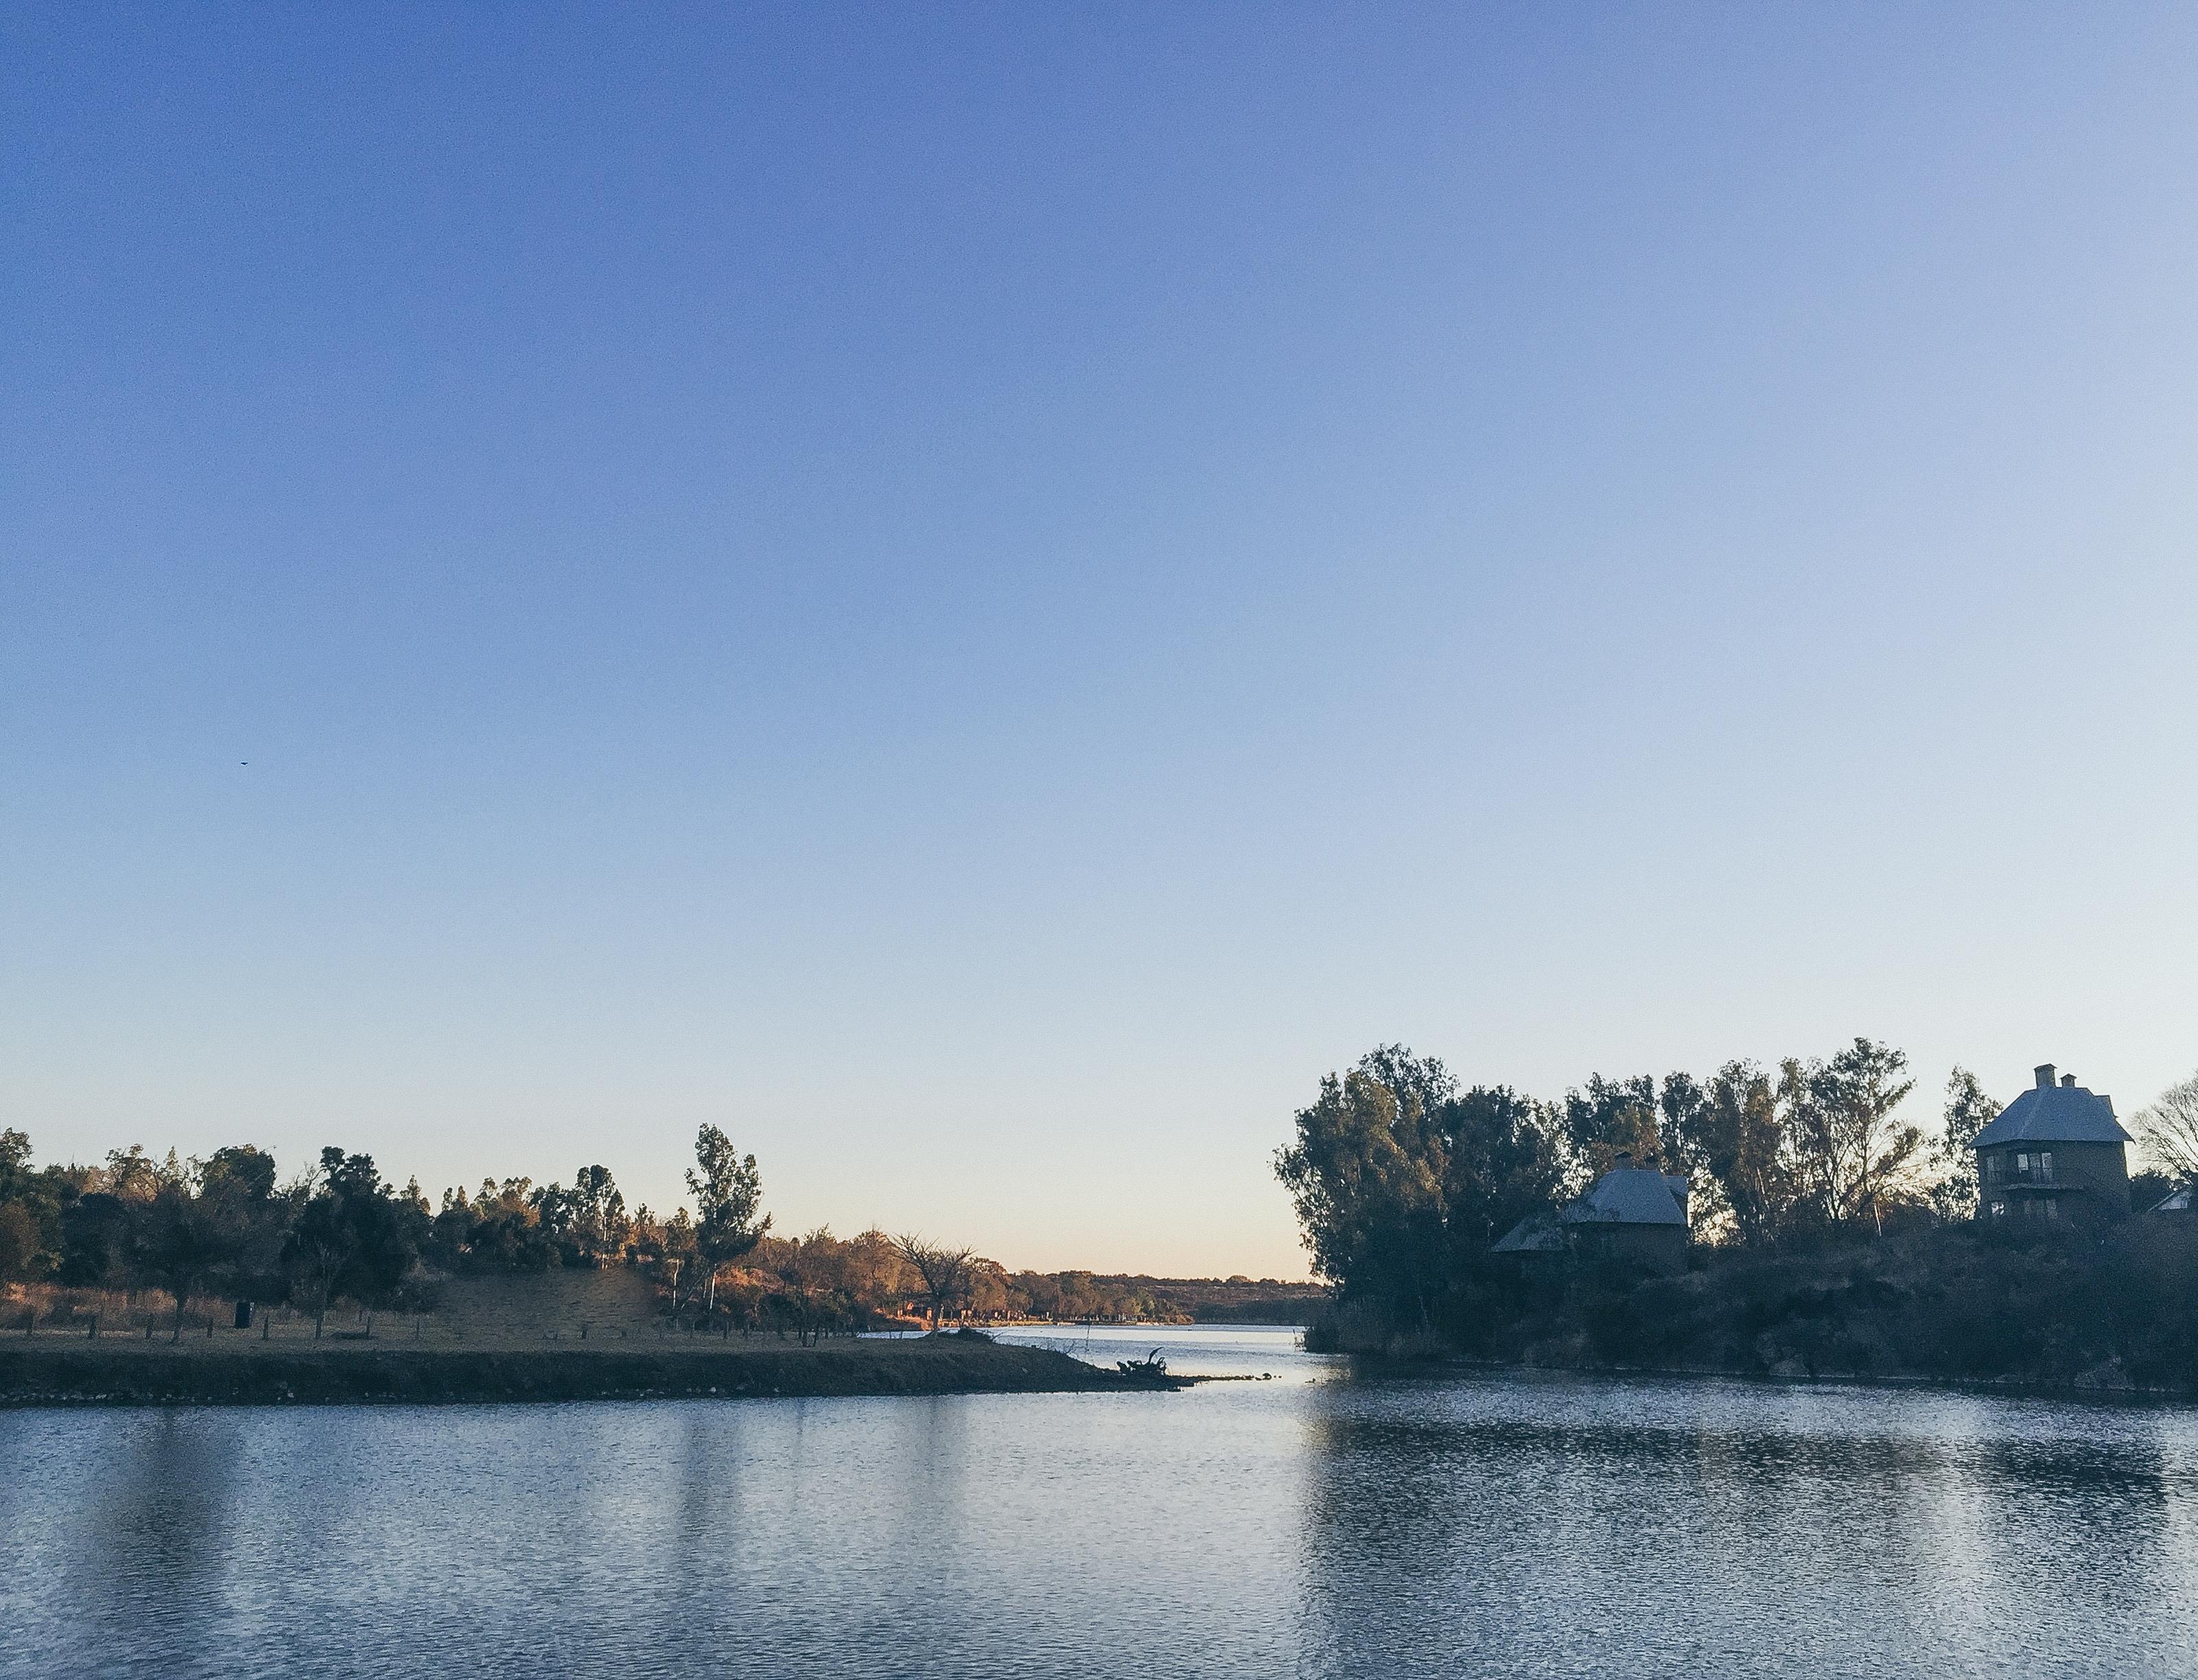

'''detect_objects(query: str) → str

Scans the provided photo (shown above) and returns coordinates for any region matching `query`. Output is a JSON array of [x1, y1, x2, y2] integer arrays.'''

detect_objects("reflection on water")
[[1296, 1376, 2196, 1679], [4, 1333, 2196, 1679]]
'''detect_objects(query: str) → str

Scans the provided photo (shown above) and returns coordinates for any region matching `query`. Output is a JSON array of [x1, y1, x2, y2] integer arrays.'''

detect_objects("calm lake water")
[[6, 1325, 2198, 1679]]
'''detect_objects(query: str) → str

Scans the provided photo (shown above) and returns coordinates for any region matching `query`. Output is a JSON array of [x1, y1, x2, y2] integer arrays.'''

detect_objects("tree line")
[[0, 1123, 1239, 1338], [1276, 1040, 2197, 1350], [0, 1127, 756, 1338]]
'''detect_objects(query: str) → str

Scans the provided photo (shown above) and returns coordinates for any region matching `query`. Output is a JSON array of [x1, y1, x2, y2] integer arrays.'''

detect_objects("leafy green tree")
[[200, 1144, 277, 1203], [283, 1148, 414, 1335], [967, 1257, 1013, 1321], [101, 1145, 161, 1203], [0, 1130, 78, 1281], [395, 1176, 434, 1258], [426, 1186, 476, 1270], [568, 1163, 628, 1262], [653, 1207, 699, 1311], [1559, 1074, 1662, 1182], [530, 1164, 629, 1266], [1435, 1085, 1565, 1261], [458, 1176, 555, 1272], [1784, 1038, 1922, 1233], [132, 1178, 232, 1340], [1274, 1055, 1448, 1327], [1355, 1045, 1458, 1128], [1930, 1069, 1998, 1221], [528, 1179, 580, 1260], [844, 1227, 909, 1318], [0, 1130, 32, 1200], [664, 1204, 699, 1310], [687, 1125, 770, 1310], [1665, 1062, 1792, 1245], [1016, 1269, 1065, 1319], [0, 1202, 40, 1283], [780, 1226, 858, 1341], [58, 1193, 133, 1287], [199, 1145, 289, 1306]]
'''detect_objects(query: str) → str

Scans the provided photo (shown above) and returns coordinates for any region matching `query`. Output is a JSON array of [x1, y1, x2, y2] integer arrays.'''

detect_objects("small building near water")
[[1972, 1063, 2131, 1226], [1493, 1155, 1690, 1272]]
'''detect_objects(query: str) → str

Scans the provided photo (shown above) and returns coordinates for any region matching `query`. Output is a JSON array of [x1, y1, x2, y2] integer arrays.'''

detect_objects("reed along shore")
[[0, 1335, 1180, 1408]]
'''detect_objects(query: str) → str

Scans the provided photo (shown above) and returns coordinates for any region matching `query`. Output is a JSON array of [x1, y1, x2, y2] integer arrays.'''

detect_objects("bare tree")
[[2134, 1070, 2198, 1185], [892, 1234, 975, 1329]]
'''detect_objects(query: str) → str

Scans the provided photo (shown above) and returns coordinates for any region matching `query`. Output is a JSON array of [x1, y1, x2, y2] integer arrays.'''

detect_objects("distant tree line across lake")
[[1278, 1042, 2198, 1389], [0, 1124, 1314, 1340]]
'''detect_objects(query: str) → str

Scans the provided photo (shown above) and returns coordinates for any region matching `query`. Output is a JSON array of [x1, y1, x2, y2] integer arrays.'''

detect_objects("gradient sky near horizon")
[[6, 6, 2197, 1278]]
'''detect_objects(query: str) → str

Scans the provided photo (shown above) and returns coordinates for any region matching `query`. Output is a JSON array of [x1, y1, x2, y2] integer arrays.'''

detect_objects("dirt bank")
[[0, 1336, 1180, 1408]]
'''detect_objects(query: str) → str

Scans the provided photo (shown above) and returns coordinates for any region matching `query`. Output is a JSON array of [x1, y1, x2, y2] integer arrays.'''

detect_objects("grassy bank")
[[0, 1334, 1179, 1408]]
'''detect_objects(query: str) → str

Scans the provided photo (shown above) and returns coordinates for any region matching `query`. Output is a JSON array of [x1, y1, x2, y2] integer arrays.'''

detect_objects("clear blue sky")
[[6, 6, 2195, 1277]]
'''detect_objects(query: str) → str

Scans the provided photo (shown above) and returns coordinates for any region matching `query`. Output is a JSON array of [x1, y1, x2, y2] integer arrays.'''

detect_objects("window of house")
[[2016, 1152, 2029, 1174], [2044, 1198, 2059, 1220], [1989, 1200, 2007, 1218], [2040, 1152, 2053, 1180]]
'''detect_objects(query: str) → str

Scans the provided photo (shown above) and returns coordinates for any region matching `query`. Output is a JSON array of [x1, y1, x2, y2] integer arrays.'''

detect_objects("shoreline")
[[0, 1336, 1185, 1408], [1349, 1349, 2198, 1406]]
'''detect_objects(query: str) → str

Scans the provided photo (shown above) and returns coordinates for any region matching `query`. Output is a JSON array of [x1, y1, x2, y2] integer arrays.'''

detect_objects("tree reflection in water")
[[1296, 1373, 2195, 1678]]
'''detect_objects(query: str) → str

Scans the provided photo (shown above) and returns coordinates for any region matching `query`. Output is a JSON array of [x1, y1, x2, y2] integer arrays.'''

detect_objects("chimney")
[[1614, 1151, 1633, 1169], [2061, 1074, 2076, 1088], [2035, 1064, 2056, 1090]]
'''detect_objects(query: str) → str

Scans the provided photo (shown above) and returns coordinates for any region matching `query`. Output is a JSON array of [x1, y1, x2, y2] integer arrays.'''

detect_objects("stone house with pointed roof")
[[1493, 1154, 1690, 1272], [1974, 1063, 2131, 1227]]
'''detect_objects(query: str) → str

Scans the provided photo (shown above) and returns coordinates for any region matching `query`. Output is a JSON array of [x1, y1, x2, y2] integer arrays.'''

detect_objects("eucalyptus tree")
[[686, 1126, 770, 1311], [1929, 1069, 1999, 1221], [1274, 1049, 1449, 1329], [1558, 1073, 1662, 1183], [1436, 1084, 1565, 1262], [1662, 1062, 1792, 1245], [1781, 1039, 1922, 1233]]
